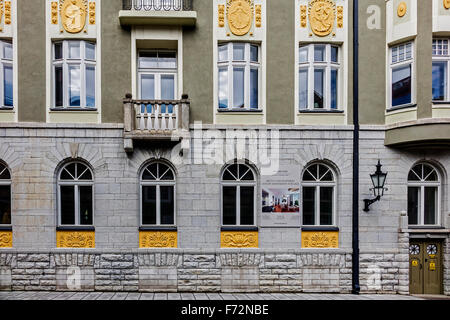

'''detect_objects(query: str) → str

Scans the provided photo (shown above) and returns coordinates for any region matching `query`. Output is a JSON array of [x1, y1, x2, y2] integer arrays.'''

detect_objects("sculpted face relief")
[[308, 0, 336, 37], [227, 0, 254, 36], [60, 0, 88, 33]]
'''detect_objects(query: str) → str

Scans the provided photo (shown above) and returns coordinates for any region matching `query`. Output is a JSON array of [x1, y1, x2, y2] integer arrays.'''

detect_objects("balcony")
[[119, 0, 197, 26], [123, 94, 190, 152]]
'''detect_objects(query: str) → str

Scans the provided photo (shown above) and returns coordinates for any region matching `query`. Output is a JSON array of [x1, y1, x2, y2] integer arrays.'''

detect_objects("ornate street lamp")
[[363, 160, 388, 212]]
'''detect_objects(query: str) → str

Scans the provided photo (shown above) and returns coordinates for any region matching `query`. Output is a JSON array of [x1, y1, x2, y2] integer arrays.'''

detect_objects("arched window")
[[58, 162, 94, 226], [407, 163, 441, 226], [302, 163, 336, 226], [221, 162, 256, 226], [0, 162, 11, 225], [140, 161, 176, 226]]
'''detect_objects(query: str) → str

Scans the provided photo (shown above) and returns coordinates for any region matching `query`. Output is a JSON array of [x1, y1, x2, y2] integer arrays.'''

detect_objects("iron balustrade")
[[122, 0, 194, 11]]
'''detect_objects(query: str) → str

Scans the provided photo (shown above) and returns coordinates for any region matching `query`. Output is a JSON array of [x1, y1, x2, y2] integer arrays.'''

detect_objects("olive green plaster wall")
[[266, 0, 294, 125], [101, 0, 132, 123], [183, 0, 213, 124], [18, 0, 46, 122]]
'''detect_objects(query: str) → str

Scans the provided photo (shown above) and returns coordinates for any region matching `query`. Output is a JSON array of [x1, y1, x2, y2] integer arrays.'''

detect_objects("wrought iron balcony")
[[123, 94, 190, 152], [120, 0, 196, 26]]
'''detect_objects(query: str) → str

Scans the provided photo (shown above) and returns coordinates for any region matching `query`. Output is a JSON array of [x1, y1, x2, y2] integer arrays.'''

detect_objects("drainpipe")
[[352, 0, 360, 294]]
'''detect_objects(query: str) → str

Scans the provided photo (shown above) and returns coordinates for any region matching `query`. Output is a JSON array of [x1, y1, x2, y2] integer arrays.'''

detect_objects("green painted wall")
[[101, 0, 132, 123], [17, 0, 46, 122], [266, 0, 295, 124], [183, 0, 213, 124]]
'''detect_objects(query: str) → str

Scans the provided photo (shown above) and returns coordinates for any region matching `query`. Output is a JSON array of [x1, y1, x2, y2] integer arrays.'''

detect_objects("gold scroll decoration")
[[337, 6, 343, 28], [60, 0, 88, 34], [51, 2, 58, 24], [221, 231, 258, 248], [89, 1, 95, 25], [0, 1, 3, 26], [308, 0, 336, 37], [139, 231, 177, 248], [302, 231, 338, 248], [444, 0, 450, 9], [397, 2, 407, 17], [300, 5, 307, 28], [218, 4, 225, 27], [0, 231, 12, 248], [227, 0, 254, 36], [4, 1, 10, 25], [56, 231, 95, 248], [255, 4, 261, 28]]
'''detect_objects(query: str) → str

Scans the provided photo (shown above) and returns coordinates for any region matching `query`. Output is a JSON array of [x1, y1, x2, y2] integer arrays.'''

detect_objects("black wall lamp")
[[363, 160, 388, 212]]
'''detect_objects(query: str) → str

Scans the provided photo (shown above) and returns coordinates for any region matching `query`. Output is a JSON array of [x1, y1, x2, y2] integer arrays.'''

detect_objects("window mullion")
[[316, 186, 320, 226], [236, 185, 240, 226], [157, 184, 161, 225], [75, 185, 80, 226], [420, 186, 425, 225]]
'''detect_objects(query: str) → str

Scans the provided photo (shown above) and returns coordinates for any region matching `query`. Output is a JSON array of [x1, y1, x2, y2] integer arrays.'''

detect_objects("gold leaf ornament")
[[308, 0, 336, 37], [221, 232, 258, 248], [397, 2, 407, 17], [444, 0, 450, 9], [227, 0, 254, 36], [60, 0, 88, 33], [0, 231, 12, 248]]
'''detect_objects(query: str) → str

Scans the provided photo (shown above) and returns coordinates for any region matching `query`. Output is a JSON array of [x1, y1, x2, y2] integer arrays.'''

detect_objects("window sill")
[[298, 109, 344, 114], [0, 225, 12, 231], [221, 226, 259, 232], [302, 226, 339, 232], [217, 109, 263, 113], [50, 108, 98, 112], [432, 101, 450, 106], [56, 226, 95, 231], [0, 107, 14, 111], [386, 103, 417, 113], [139, 226, 177, 232]]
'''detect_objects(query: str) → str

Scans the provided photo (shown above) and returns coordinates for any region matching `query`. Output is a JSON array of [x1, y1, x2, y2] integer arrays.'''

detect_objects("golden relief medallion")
[[444, 0, 450, 10], [308, 0, 336, 37], [60, 0, 88, 34], [227, 0, 254, 36], [397, 2, 407, 17]]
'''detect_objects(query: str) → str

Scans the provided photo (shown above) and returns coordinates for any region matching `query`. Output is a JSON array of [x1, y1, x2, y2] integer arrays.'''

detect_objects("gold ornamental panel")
[[139, 231, 178, 248], [88, 1, 95, 25], [255, 4, 261, 28], [51, 2, 58, 24], [301, 231, 339, 248], [397, 2, 407, 17], [221, 231, 258, 248], [218, 4, 225, 27], [300, 5, 307, 28], [337, 6, 343, 28], [0, 231, 12, 248], [0, 1, 3, 26], [227, 0, 254, 36], [444, 0, 450, 10], [56, 231, 95, 248], [4, 1, 10, 25], [308, 0, 336, 37], [60, 0, 88, 34]]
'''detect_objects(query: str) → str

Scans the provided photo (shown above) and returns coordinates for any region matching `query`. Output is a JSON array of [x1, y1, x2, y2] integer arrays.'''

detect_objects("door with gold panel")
[[409, 241, 443, 295]]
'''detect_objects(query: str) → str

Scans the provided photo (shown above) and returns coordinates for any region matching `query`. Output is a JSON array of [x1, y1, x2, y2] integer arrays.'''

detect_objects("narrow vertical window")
[[390, 42, 413, 108], [0, 163, 11, 225], [0, 41, 13, 108], [432, 39, 450, 102]]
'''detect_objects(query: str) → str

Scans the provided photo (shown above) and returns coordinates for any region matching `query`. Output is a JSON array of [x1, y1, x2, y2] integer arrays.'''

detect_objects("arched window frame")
[[220, 162, 257, 227], [407, 163, 441, 226], [57, 161, 94, 227], [0, 162, 11, 226], [301, 162, 337, 227], [140, 161, 177, 227]]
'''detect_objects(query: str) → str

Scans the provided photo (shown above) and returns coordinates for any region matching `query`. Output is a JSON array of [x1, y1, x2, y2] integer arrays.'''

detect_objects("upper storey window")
[[298, 44, 340, 110], [432, 39, 449, 102], [52, 40, 96, 109], [217, 42, 260, 110], [124, 0, 193, 11], [390, 42, 413, 108], [0, 40, 13, 109], [0, 162, 11, 225]]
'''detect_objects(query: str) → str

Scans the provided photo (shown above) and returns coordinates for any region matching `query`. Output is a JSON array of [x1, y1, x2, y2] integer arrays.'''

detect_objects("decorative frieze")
[[56, 231, 95, 248], [397, 1, 407, 17], [226, 0, 254, 36], [218, 4, 225, 27], [88, 1, 95, 25], [301, 231, 339, 249], [255, 4, 261, 28], [0, 231, 12, 248], [221, 231, 258, 248], [60, 0, 88, 34], [51, 2, 58, 24], [308, 0, 336, 37], [139, 231, 178, 248]]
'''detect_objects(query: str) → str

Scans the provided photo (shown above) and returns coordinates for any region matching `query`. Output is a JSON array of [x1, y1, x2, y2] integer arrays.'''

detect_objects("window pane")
[[68, 42, 80, 59], [299, 69, 308, 109], [3, 42, 12, 60], [233, 43, 245, 61], [79, 186, 93, 225], [250, 68, 258, 109], [331, 46, 338, 63], [392, 65, 411, 107], [218, 68, 228, 109], [54, 42, 63, 60], [158, 52, 177, 69], [218, 44, 228, 62], [424, 187, 437, 225], [55, 66, 63, 107], [3, 66, 13, 107], [142, 186, 157, 225], [250, 45, 258, 62], [320, 187, 333, 225], [60, 186, 75, 225], [85, 42, 95, 60], [161, 75, 175, 100], [432, 62, 447, 101], [223, 186, 237, 225], [314, 45, 325, 62], [240, 187, 254, 225], [233, 68, 245, 108], [331, 69, 338, 109], [0, 185, 11, 225], [303, 187, 315, 225], [139, 52, 158, 69], [299, 47, 308, 63], [408, 187, 419, 225], [314, 69, 324, 108], [86, 66, 95, 108], [141, 74, 155, 100], [160, 186, 174, 225], [69, 66, 81, 107]]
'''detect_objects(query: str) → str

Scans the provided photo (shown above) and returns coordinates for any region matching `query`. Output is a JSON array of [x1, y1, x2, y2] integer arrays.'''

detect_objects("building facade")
[[0, 0, 449, 295]]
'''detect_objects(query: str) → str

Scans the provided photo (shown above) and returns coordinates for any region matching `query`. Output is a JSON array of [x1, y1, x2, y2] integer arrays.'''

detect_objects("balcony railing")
[[122, 0, 194, 11], [123, 94, 190, 152]]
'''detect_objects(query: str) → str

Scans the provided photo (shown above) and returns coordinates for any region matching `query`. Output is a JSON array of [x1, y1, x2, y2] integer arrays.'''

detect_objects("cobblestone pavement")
[[0, 291, 433, 300]]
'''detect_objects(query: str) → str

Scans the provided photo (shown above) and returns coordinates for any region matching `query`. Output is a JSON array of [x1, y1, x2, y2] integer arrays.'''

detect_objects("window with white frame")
[[218, 42, 260, 110], [407, 163, 441, 226], [221, 162, 256, 226], [432, 39, 449, 101], [141, 161, 176, 226], [0, 40, 13, 108], [302, 163, 336, 226], [52, 40, 96, 109], [390, 42, 413, 108], [0, 162, 11, 225], [58, 162, 94, 226], [298, 44, 340, 110]]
